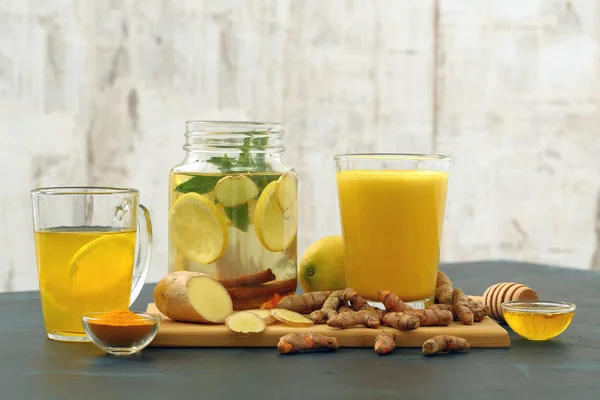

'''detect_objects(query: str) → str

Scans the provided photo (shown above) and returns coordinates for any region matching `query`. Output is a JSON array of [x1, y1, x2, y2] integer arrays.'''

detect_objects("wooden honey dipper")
[[469, 282, 538, 322]]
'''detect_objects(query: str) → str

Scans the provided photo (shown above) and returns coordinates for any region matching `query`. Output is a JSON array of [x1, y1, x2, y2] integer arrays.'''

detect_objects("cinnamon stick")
[[218, 269, 276, 289], [227, 278, 297, 300]]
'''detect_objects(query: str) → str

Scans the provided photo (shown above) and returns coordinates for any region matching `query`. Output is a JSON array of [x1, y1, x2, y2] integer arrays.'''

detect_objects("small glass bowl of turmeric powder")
[[82, 310, 161, 356]]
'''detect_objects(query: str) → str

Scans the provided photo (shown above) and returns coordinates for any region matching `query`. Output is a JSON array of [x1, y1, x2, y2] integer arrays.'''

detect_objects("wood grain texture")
[[146, 303, 510, 348]]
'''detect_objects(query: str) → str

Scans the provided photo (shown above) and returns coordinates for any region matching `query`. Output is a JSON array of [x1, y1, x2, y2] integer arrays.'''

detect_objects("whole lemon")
[[298, 235, 346, 292]]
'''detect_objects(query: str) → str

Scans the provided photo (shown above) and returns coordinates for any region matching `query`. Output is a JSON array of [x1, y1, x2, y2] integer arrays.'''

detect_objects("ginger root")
[[225, 312, 266, 336], [270, 309, 313, 327], [277, 332, 339, 354], [327, 310, 381, 329], [153, 271, 233, 323], [453, 289, 474, 325], [374, 331, 395, 355], [422, 335, 470, 356], [382, 312, 420, 331], [275, 291, 332, 314], [378, 290, 413, 313], [405, 309, 453, 326], [435, 271, 453, 305], [468, 300, 491, 322]]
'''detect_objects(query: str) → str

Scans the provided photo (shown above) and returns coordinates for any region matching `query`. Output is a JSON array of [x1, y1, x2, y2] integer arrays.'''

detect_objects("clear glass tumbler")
[[335, 154, 450, 308], [31, 187, 153, 342]]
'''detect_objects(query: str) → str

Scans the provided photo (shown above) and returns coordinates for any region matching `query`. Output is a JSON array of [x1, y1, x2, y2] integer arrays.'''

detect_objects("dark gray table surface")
[[1, 261, 599, 400]]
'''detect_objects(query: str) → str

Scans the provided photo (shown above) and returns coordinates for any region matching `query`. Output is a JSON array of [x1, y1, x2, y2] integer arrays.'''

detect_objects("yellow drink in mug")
[[335, 154, 450, 306], [31, 188, 152, 342]]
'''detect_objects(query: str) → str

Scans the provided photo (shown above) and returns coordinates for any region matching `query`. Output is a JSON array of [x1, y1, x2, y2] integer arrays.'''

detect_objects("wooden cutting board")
[[146, 304, 510, 348]]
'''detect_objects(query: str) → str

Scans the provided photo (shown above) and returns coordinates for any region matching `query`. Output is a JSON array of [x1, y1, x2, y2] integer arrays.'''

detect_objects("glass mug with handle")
[[31, 187, 152, 342]]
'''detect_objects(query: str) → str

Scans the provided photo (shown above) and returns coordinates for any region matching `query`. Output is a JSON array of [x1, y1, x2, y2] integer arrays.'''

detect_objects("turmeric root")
[[372, 307, 387, 320], [374, 331, 396, 355], [346, 291, 371, 311], [378, 290, 413, 312], [405, 309, 453, 326], [275, 291, 332, 314], [277, 332, 339, 354], [338, 304, 353, 313], [327, 310, 381, 329], [309, 288, 369, 323], [453, 289, 474, 325], [428, 304, 456, 320], [468, 300, 491, 322], [435, 271, 453, 305], [309, 290, 344, 323], [422, 335, 470, 356], [382, 312, 420, 331]]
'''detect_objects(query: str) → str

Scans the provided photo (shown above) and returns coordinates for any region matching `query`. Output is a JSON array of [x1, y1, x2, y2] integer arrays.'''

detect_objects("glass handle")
[[130, 204, 153, 306]]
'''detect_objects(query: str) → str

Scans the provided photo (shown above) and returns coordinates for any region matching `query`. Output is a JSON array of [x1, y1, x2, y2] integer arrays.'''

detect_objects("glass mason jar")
[[168, 121, 298, 310]]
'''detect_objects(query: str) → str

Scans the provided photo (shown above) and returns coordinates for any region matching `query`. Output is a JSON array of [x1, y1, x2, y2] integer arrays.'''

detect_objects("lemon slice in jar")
[[254, 181, 298, 252], [169, 192, 229, 264], [276, 172, 297, 211], [68, 234, 136, 296]]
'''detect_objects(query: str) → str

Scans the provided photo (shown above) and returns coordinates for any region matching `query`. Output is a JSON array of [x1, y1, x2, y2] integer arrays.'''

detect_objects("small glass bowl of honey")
[[502, 300, 576, 341]]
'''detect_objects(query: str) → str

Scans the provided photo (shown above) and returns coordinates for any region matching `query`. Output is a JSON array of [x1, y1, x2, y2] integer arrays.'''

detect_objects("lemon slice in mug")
[[68, 234, 136, 296], [169, 192, 229, 264], [254, 181, 297, 252]]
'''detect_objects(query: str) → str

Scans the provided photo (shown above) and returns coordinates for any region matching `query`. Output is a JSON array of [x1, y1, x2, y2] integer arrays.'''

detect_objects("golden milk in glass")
[[335, 155, 450, 306]]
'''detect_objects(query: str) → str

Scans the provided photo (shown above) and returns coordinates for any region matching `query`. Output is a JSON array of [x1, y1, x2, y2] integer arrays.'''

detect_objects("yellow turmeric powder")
[[97, 309, 151, 326], [86, 309, 155, 346]]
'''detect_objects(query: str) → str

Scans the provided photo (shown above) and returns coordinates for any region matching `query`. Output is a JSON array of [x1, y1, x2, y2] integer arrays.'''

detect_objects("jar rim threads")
[[184, 121, 284, 153]]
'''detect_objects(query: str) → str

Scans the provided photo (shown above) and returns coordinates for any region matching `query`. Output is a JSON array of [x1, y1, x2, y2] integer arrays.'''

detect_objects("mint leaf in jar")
[[174, 175, 221, 194], [223, 203, 249, 232]]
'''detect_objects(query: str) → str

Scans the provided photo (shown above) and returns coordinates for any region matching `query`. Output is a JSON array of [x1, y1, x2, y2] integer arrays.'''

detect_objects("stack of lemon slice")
[[169, 171, 298, 265]]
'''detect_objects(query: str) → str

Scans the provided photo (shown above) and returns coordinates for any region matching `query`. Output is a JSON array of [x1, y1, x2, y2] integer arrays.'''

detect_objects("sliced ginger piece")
[[215, 175, 259, 207], [226, 312, 266, 336], [270, 308, 314, 327], [247, 309, 276, 324], [153, 271, 233, 323]]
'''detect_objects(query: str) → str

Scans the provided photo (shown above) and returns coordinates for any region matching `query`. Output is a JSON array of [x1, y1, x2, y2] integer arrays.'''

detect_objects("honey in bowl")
[[502, 300, 575, 341]]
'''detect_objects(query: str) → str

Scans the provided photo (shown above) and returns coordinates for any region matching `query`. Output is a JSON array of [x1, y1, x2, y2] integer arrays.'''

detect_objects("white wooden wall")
[[1, 0, 599, 292]]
